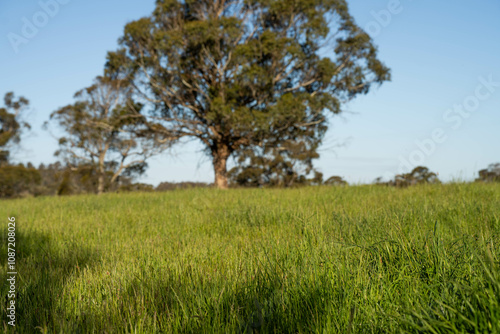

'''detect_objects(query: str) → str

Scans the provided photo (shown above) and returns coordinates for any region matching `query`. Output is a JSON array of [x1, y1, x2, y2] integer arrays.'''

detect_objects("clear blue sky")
[[1, 0, 499, 185]]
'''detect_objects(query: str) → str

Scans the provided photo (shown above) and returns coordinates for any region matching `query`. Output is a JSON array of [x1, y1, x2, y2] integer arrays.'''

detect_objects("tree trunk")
[[97, 172, 104, 195], [97, 158, 105, 195], [212, 143, 230, 189]]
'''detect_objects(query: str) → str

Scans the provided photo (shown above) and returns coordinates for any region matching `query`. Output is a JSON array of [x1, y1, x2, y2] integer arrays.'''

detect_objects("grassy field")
[[1, 183, 499, 333]]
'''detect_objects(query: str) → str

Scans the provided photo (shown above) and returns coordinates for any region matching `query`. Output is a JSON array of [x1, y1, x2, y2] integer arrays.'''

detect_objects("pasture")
[[1, 183, 499, 333]]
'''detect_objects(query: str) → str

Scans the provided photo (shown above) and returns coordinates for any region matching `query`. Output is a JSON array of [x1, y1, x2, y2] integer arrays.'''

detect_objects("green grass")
[[1, 183, 500, 333]]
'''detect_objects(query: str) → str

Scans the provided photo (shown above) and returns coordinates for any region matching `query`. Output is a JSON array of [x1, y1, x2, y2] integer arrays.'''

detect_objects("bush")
[[119, 183, 155, 192], [476, 163, 500, 183], [156, 182, 210, 191], [375, 166, 440, 188], [0, 164, 41, 198], [324, 176, 348, 186]]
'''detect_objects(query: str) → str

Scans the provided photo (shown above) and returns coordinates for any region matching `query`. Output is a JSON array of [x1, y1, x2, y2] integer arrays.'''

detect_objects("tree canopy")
[[0, 92, 30, 165], [375, 166, 441, 188], [476, 163, 500, 183], [106, 0, 390, 188]]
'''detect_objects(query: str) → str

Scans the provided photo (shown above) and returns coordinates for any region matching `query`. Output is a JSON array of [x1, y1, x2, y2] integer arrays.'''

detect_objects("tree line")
[[1, 1, 497, 198], [1, 89, 498, 199]]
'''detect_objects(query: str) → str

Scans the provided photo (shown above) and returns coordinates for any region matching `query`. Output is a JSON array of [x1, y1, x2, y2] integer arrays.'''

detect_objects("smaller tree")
[[0, 92, 30, 165], [389, 166, 440, 187], [324, 176, 348, 186], [49, 76, 168, 194], [476, 163, 500, 183]]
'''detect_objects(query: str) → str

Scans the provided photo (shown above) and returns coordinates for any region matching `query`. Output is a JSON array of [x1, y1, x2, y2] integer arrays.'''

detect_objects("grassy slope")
[[1, 183, 499, 333]]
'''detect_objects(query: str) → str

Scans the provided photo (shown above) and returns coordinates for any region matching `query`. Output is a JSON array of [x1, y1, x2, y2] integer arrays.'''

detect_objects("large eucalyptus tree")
[[107, 0, 390, 188]]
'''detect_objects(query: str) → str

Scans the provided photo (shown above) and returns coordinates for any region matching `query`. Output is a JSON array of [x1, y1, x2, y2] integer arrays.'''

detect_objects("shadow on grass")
[[0, 228, 100, 333], [77, 259, 360, 333], [89, 277, 340, 333], [2, 230, 336, 333]]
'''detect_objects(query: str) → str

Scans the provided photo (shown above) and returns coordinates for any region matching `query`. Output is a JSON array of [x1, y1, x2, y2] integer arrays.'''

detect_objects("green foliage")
[[0, 162, 146, 198], [476, 163, 500, 183], [228, 143, 324, 187], [0, 164, 41, 198], [324, 175, 348, 186], [155, 181, 210, 191], [1, 184, 499, 333], [57, 170, 73, 196], [53, 163, 139, 196], [118, 182, 155, 193], [107, 0, 390, 187], [376, 166, 441, 188], [0, 92, 30, 164]]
